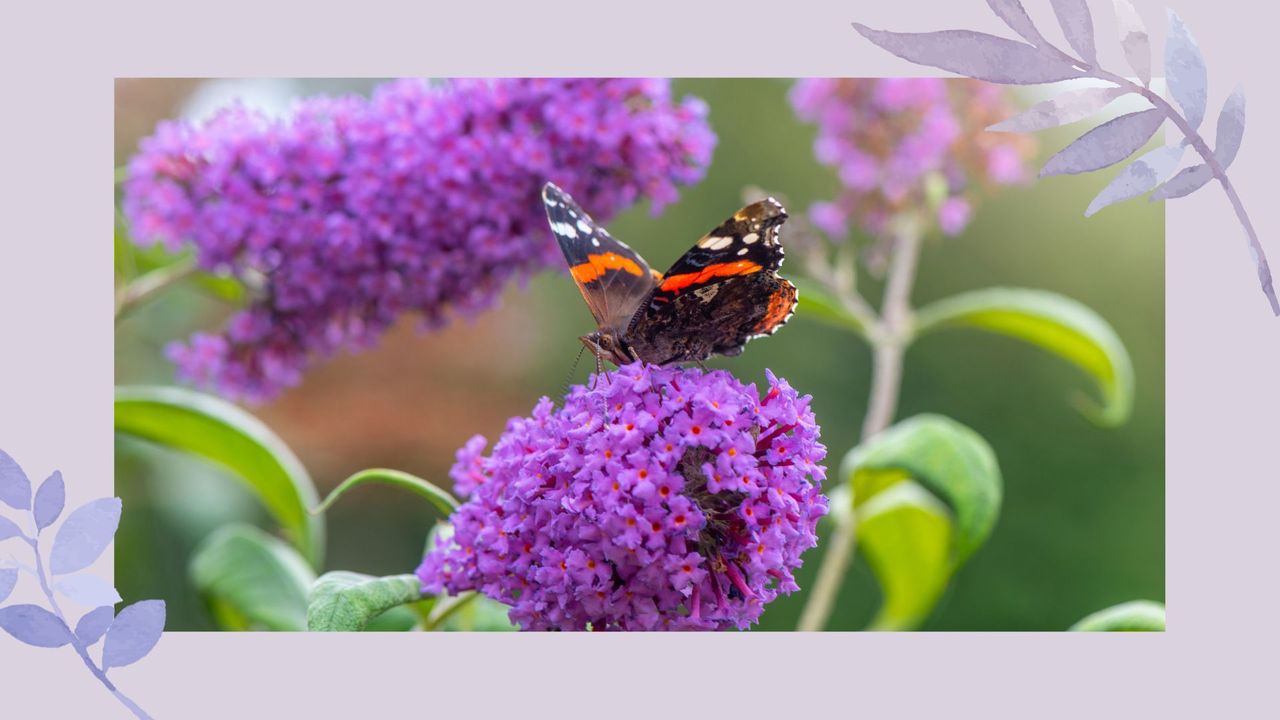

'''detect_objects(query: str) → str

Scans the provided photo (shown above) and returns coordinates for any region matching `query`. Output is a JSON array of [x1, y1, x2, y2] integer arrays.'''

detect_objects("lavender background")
[[0, 0, 1271, 716]]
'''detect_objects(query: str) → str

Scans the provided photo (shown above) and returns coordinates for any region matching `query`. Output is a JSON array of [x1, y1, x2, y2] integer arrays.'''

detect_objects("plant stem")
[[797, 222, 922, 631], [1092, 70, 1277, 315], [423, 591, 478, 631], [26, 534, 152, 720], [862, 224, 920, 439], [114, 256, 199, 322]]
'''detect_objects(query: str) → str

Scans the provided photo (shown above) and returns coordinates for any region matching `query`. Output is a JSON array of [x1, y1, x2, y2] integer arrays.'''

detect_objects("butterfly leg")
[[694, 360, 709, 372]]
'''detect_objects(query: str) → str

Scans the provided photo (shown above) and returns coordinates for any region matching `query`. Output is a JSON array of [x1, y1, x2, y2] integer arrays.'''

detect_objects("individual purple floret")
[[124, 79, 716, 401], [417, 363, 828, 631], [789, 78, 1032, 240]]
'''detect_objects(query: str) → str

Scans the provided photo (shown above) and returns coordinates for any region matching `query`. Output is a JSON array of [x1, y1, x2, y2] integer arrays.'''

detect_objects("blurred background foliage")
[[114, 78, 1163, 631]]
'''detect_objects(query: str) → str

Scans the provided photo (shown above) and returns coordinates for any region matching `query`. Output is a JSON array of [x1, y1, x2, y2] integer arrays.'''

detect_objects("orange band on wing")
[[570, 252, 644, 284], [659, 261, 762, 294], [753, 283, 797, 334]]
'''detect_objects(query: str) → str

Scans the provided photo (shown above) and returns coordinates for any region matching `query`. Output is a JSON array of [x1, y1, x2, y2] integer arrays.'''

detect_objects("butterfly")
[[541, 182, 797, 373]]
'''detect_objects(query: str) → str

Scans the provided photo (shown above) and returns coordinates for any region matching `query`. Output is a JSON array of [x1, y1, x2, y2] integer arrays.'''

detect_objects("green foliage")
[[189, 524, 315, 631], [306, 572, 425, 632], [313, 468, 459, 519], [1069, 600, 1165, 631], [115, 386, 325, 566], [838, 414, 1003, 629], [850, 484, 953, 631], [913, 287, 1134, 426], [114, 209, 244, 308], [792, 279, 871, 339]]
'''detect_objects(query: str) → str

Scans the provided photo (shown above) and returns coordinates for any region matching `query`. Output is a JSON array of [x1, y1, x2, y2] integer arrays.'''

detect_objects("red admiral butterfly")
[[542, 182, 797, 371]]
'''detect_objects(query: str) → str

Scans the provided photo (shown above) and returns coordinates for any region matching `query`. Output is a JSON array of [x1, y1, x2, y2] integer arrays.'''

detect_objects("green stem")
[[114, 256, 199, 322], [423, 592, 478, 631], [797, 221, 921, 631]]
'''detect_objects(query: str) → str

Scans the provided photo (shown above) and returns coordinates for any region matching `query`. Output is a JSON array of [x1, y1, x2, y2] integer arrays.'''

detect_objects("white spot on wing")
[[577, 219, 592, 234], [698, 236, 734, 251], [591, 237, 600, 247], [742, 232, 759, 244], [737, 247, 749, 256]]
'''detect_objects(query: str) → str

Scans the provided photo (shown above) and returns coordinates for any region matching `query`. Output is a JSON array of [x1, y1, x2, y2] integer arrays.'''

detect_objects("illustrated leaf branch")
[[853, 0, 1276, 315], [0, 451, 162, 719]]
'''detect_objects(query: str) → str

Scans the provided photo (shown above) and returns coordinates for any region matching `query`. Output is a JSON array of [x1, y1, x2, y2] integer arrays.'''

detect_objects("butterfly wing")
[[625, 197, 797, 364], [543, 182, 659, 333]]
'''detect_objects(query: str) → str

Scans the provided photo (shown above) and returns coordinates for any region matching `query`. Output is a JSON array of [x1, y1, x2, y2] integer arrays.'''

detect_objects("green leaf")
[[306, 572, 425, 632], [114, 208, 137, 283], [856, 483, 953, 631], [313, 468, 458, 519], [913, 288, 1134, 426], [365, 605, 422, 632], [843, 414, 1002, 563], [1069, 600, 1165, 631], [189, 524, 315, 631], [840, 414, 1003, 630], [791, 278, 870, 338], [115, 386, 325, 566]]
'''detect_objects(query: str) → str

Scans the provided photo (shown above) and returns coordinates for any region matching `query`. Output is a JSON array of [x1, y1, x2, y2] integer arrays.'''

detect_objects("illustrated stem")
[[1085, 70, 1278, 315], [26, 534, 152, 720], [797, 221, 921, 631]]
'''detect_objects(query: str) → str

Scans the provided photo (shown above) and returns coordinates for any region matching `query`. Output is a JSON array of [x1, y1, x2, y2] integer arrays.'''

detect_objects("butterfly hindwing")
[[543, 183, 659, 333], [626, 197, 797, 364]]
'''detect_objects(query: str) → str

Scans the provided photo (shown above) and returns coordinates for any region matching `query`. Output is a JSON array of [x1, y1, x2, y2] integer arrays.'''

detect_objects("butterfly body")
[[543, 182, 798, 369]]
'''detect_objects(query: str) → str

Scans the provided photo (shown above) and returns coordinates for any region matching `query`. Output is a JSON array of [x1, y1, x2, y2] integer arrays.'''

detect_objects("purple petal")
[[1085, 144, 1184, 216], [1051, 0, 1097, 63], [75, 606, 116, 647], [101, 599, 166, 670], [0, 449, 32, 511], [1150, 163, 1213, 200], [53, 573, 123, 607], [988, 85, 1128, 132], [0, 515, 24, 542], [852, 24, 1081, 84], [1165, 11, 1207, 130], [34, 470, 65, 531], [0, 568, 17, 604], [0, 604, 73, 648], [49, 497, 122, 576], [1040, 108, 1165, 176], [1113, 0, 1152, 86], [986, 0, 1045, 46], [1215, 86, 1245, 169]]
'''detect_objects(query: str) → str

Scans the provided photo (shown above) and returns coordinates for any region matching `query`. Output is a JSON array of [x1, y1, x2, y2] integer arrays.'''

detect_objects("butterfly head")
[[580, 330, 635, 368]]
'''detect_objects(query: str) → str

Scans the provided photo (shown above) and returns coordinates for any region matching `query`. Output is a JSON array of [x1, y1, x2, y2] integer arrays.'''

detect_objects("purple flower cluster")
[[417, 363, 828, 631], [789, 78, 1033, 239], [124, 79, 716, 401]]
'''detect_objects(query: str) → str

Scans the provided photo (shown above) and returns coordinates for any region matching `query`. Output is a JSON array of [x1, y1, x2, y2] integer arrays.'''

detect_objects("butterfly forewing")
[[542, 183, 658, 333]]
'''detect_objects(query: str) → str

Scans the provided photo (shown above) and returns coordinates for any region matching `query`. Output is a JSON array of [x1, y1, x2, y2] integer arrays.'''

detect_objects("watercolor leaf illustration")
[[0, 448, 162, 719], [853, 0, 1274, 314]]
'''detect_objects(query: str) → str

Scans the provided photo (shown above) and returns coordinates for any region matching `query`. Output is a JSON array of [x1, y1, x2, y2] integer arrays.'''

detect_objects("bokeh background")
[[114, 78, 1164, 631]]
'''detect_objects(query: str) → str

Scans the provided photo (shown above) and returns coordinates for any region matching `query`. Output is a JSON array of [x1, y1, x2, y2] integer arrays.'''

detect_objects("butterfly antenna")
[[562, 343, 587, 398]]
